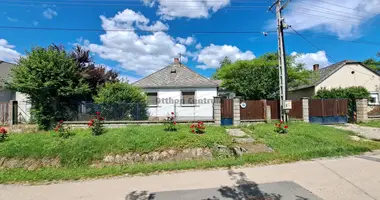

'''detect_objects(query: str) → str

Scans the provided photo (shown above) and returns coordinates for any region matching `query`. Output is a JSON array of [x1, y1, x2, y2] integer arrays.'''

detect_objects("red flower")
[[173, 121, 177, 125], [96, 111, 101, 115], [171, 112, 174, 115], [280, 120, 283, 124], [275, 123, 278, 126], [0, 127, 7, 134], [191, 129, 195, 133], [199, 121, 204, 125], [197, 124, 201, 128], [190, 124, 194, 128], [54, 127, 59, 132], [284, 125, 288, 129], [59, 120, 64, 123], [99, 117, 105, 121]]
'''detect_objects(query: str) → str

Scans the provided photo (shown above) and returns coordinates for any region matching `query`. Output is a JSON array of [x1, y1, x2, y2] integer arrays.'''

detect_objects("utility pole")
[[269, 0, 290, 122]]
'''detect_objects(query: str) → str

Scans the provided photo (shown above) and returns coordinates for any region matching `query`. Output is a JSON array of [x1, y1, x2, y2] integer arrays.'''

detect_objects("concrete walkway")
[[332, 124, 380, 141], [2, 152, 380, 200]]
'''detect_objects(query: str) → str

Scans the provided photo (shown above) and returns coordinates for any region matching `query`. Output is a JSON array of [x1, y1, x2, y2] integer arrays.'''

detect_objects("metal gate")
[[221, 99, 233, 126], [309, 99, 348, 124]]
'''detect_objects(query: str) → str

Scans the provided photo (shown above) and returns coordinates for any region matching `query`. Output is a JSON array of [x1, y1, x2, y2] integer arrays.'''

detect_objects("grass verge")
[[358, 120, 380, 128], [1, 122, 380, 184]]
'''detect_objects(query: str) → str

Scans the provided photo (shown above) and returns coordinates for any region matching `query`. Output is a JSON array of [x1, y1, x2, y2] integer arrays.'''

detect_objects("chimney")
[[174, 58, 180, 63], [313, 64, 320, 71]]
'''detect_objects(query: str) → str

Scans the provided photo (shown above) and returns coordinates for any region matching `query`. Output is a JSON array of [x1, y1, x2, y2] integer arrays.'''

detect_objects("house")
[[0, 60, 31, 122], [288, 60, 380, 105], [133, 58, 222, 121]]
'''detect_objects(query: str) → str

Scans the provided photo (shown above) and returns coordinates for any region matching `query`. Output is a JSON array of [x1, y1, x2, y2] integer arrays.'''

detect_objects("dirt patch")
[[239, 143, 274, 154]]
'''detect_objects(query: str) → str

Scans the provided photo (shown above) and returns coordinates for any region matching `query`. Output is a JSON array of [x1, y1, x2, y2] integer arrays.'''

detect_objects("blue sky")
[[0, 0, 379, 82]]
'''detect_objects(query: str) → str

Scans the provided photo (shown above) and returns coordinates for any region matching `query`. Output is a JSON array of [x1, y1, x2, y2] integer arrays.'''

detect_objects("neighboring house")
[[0, 60, 31, 122], [289, 60, 380, 105], [133, 58, 223, 121]]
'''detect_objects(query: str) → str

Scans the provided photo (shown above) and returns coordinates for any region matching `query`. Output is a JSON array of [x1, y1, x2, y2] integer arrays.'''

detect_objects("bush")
[[314, 86, 370, 121], [0, 127, 8, 142], [190, 121, 206, 134], [164, 112, 177, 131], [94, 82, 148, 120], [54, 120, 75, 139], [88, 112, 105, 136], [274, 120, 288, 134]]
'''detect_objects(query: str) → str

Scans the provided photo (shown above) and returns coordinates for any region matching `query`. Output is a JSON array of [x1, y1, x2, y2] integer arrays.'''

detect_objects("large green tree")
[[212, 56, 232, 80], [214, 53, 313, 99], [8, 46, 89, 130], [93, 82, 148, 120], [363, 51, 380, 71]]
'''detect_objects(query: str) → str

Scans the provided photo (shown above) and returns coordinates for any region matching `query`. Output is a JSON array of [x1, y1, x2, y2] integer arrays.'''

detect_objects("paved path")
[[2, 152, 380, 200], [331, 124, 380, 141]]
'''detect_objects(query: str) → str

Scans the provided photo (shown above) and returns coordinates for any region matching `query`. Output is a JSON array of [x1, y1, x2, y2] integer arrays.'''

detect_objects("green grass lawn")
[[1, 122, 380, 184], [358, 120, 380, 128], [0, 125, 232, 167]]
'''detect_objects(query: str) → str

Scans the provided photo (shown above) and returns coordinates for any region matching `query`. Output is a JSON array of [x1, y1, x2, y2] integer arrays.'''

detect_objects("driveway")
[[331, 124, 380, 141], [1, 152, 380, 200]]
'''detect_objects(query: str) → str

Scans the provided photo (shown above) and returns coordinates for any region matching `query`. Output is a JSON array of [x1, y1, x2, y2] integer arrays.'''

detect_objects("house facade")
[[133, 58, 220, 121], [0, 61, 31, 122], [289, 60, 380, 105]]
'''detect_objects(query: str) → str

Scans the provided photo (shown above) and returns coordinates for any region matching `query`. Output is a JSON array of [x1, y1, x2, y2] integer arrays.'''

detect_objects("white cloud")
[[291, 51, 330, 70], [7, 17, 18, 22], [43, 8, 57, 19], [176, 37, 195, 45], [0, 39, 21, 63], [195, 43, 202, 50], [282, 0, 380, 39], [196, 44, 255, 69], [143, 0, 230, 20], [86, 9, 189, 76]]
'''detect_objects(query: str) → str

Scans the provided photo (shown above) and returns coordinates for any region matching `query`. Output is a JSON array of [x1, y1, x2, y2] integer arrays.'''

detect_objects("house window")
[[369, 92, 380, 105], [182, 91, 195, 105], [147, 92, 158, 106]]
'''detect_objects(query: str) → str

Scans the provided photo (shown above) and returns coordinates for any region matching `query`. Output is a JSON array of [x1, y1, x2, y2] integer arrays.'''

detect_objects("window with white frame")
[[369, 92, 380, 105], [182, 91, 195, 105], [147, 92, 158, 106]]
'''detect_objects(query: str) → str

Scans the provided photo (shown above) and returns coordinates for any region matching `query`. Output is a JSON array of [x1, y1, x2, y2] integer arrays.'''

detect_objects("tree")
[[363, 51, 380, 71], [71, 46, 119, 99], [214, 53, 313, 99], [93, 82, 148, 120], [7, 46, 89, 130], [212, 56, 232, 80]]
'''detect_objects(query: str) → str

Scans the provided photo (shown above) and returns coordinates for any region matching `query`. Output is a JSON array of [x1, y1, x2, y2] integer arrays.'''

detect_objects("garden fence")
[[70, 102, 148, 121]]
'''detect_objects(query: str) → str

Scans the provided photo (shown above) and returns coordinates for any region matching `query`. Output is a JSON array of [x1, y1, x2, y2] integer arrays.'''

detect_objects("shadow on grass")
[[125, 170, 311, 200]]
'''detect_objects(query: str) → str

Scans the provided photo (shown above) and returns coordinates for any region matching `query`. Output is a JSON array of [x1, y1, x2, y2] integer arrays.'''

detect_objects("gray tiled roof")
[[133, 63, 220, 88], [290, 60, 374, 91]]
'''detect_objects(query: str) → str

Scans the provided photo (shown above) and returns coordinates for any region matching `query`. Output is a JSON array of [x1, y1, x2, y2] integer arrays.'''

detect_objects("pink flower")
[[171, 112, 174, 115], [173, 121, 177, 125], [59, 120, 64, 123], [96, 111, 101, 115], [0, 127, 7, 134], [280, 120, 283, 124]]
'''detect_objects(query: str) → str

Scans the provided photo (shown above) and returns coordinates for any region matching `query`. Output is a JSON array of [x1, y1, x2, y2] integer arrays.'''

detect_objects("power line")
[[298, 6, 362, 21], [312, 0, 378, 15], [289, 27, 337, 62], [289, 11, 361, 24], [0, 25, 276, 34], [297, 1, 368, 18]]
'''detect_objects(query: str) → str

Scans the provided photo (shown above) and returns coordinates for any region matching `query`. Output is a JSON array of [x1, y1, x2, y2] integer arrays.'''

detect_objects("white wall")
[[144, 88, 217, 121], [316, 63, 380, 93], [15, 92, 31, 122]]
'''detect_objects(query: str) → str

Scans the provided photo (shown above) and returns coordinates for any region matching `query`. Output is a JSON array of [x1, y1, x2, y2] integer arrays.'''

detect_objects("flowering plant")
[[54, 120, 75, 139], [0, 127, 8, 142], [88, 111, 105, 136], [190, 121, 206, 134], [164, 112, 177, 131], [274, 120, 288, 134]]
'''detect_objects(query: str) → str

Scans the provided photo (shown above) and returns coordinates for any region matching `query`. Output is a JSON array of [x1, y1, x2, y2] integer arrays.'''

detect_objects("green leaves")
[[214, 52, 312, 100]]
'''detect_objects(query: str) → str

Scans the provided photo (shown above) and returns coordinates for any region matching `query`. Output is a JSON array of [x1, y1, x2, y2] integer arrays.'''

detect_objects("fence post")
[[266, 105, 271, 123], [8, 100, 18, 125], [301, 97, 309, 123], [213, 97, 221, 125], [233, 97, 240, 126], [355, 99, 368, 123]]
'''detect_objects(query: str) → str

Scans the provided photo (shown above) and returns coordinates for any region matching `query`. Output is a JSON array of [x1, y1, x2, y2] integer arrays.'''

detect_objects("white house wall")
[[144, 88, 217, 121], [15, 92, 31, 122], [315, 63, 380, 93]]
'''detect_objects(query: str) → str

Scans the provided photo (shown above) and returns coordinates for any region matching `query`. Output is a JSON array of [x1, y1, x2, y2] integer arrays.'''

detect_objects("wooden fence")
[[267, 100, 280, 119], [288, 100, 303, 119], [240, 100, 265, 120], [309, 99, 348, 117], [0, 103, 10, 125]]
